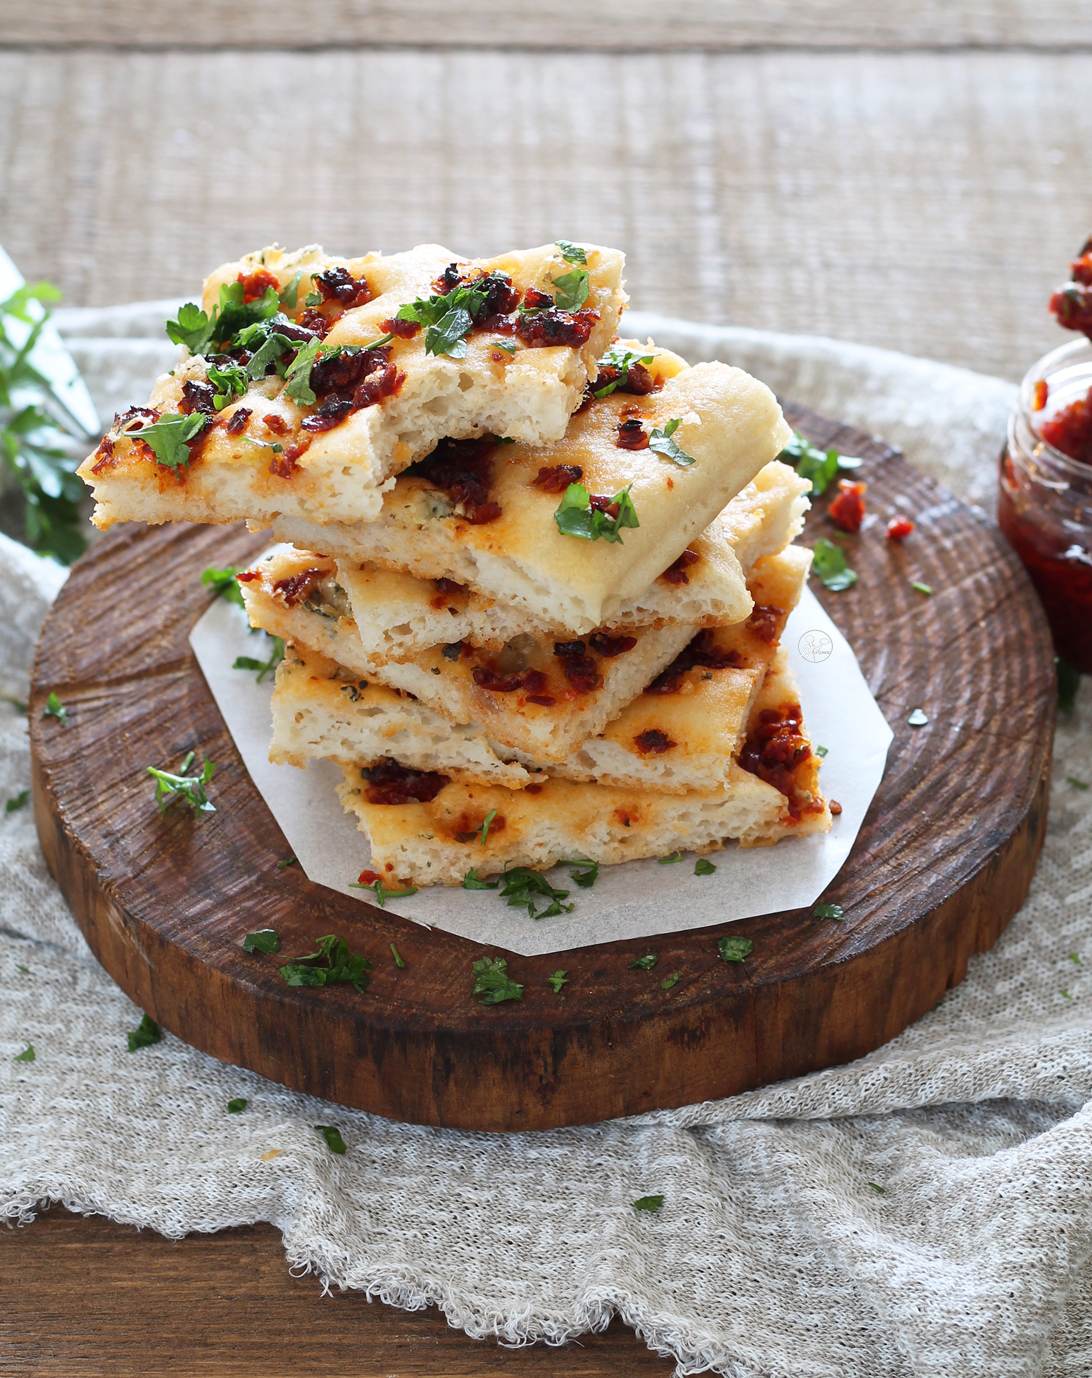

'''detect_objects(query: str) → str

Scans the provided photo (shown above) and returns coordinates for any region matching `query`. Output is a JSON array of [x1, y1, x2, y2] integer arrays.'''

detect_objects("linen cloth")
[[2, 304, 1090, 1378]]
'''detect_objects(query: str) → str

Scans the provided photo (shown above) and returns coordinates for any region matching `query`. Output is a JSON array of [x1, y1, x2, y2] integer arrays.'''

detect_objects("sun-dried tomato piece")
[[310, 346, 391, 399], [747, 604, 783, 645], [661, 549, 700, 585], [553, 640, 600, 693], [739, 702, 811, 819], [828, 479, 867, 533], [1040, 387, 1092, 464], [886, 516, 915, 541], [180, 380, 217, 416], [361, 758, 450, 805], [526, 694, 556, 707], [434, 577, 465, 595], [273, 567, 324, 606], [616, 418, 649, 451], [646, 630, 744, 694], [532, 463, 584, 493], [263, 413, 289, 436], [589, 631, 637, 657], [515, 305, 600, 349], [225, 407, 252, 434], [236, 268, 279, 304], [89, 435, 116, 474], [295, 308, 330, 338], [634, 728, 676, 755], [301, 397, 354, 432], [381, 315, 421, 339], [353, 362, 406, 410], [472, 665, 549, 694], [313, 266, 372, 309], [406, 437, 502, 524]]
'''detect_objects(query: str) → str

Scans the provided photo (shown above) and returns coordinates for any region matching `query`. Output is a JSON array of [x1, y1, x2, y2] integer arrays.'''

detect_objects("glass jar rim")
[[1018, 337, 1092, 480]]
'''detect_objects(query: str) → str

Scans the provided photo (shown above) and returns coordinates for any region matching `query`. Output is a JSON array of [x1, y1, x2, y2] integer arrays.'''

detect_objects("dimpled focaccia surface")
[[267, 357, 793, 635], [78, 241, 626, 530]]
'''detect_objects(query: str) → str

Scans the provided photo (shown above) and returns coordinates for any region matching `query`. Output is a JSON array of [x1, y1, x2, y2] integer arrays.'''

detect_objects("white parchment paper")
[[189, 576, 892, 955]]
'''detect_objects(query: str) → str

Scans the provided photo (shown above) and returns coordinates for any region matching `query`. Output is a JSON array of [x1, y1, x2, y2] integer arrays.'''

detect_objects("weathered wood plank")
[[3, 0, 1092, 49], [1, 50, 1089, 379]]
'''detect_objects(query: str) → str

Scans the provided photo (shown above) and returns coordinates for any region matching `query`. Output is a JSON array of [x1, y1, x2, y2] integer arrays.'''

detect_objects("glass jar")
[[998, 337, 1092, 672]]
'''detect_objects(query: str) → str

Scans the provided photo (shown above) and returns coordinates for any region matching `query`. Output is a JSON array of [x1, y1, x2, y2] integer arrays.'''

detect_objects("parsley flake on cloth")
[[811, 538, 858, 591], [127, 1013, 161, 1052], [242, 929, 281, 955], [5, 789, 29, 814], [14, 1043, 34, 1062], [227, 1098, 248, 1114], [554, 482, 639, 544], [717, 936, 754, 963], [471, 956, 524, 1005], [565, 859, 598, 888], [315, 1124, 347, 1155], [279, 934, 372, 992], [658, 851, 684, 865], [498, 867, 573, 919], [911, 580, 934, 596], [633, 1195, 664, 1213], [148, 750, 216, 815]]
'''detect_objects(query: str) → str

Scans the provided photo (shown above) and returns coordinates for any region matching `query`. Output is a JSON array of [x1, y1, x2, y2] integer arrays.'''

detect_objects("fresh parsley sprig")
[[201, 565, 245, 607], [471, 956, 523, 1005], [554, 482, 639, 544], [234, 633, 285, 682], [555, 241, 587, 264], [166, 281, 279, 357], [811, 538, 858, 591], [5, 788, 29, 814], [395, 274, 509, 359], [147, 750, 216, 815], [206, 360, 249, 410], [279, 933, 372, 992], [648, 418, 695, 467], [128, 412, 207, 472], [550, 268, 590, 311], [498, 866, 574, 920], [777, 430, 862, 497], [348, 876, 419, 907]]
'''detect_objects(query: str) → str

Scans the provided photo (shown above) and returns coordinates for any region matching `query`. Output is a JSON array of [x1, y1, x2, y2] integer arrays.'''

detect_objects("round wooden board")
[[29, 405, 1055, 1132]]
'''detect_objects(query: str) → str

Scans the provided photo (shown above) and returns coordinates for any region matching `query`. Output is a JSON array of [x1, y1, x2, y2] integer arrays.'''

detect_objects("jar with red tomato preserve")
[[998, 337, 1092, 672]]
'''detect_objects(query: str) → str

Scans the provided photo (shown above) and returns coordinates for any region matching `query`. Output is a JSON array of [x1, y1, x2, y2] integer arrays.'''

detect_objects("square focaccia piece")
[[78, 240, 626, 530], [265, 352, 794, 635], [335, 657, 830, 887]]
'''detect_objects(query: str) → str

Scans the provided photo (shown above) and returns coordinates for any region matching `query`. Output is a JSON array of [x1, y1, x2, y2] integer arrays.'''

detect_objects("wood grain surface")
[[29, 406, 1054, 1131], [0, 48, 1091, 381]]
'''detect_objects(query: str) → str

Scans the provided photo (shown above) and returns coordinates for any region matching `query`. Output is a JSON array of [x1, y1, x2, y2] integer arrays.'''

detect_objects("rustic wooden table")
[[1, 3, 1090, 1373]]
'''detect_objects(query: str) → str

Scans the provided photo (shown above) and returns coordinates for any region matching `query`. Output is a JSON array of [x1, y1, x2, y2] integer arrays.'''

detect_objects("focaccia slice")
[[79, 240, 626, 530], [335, 663, 829, 885], [265, 356, 793, 634]]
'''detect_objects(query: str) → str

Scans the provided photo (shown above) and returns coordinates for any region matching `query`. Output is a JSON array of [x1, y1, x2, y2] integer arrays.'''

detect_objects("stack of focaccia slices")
[[78, 239, 832, 891]]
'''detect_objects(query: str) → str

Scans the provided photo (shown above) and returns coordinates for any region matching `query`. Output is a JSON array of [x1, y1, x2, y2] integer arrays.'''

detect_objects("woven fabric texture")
[[2, 308, 1090, 1378]]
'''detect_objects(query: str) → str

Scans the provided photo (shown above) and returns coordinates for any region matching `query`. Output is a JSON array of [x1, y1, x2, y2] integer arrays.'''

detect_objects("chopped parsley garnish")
[[813, 902, 845, 921], [14, 1043, 34, 1062], [554, 482, 639, 544], [277, 855, 297, 870], [550, 267, 590, 311], [777, 431, 862, 497], [547, 969, 569, 993], [462, 867, 499, 890], [1070, 951, 1082, 964], [5, 788, 29, 814], [1057, 657, 1080, 712], [592, 345, 656, 398], [633, 1195, 664, 1213], [165, 281, 279, 356], [907, 708, 929, 727], [868, 1183, 886, 1194], [206, 360, 249, 410], [566, 859, 598, 888], [629, 953, 658, 971], [315, 1124, 347, 1154], [1067, 777, 1090, 790], [348, 877, 418, 907], [471, 956, 523, 1005], [717, 935, 753, 963], [42, 691, 67, 725], [282, 338, 325, 406], [811, 538, 858, 591], [234, 633, 285, 683], [127, 1013, 161, 1052], [911, 581, 933, 596], [279, 933, 372, 992], [492, 339, 518, 355], [1062, 988, 1074, 1000], [232, 318, 309, 382], [129, 412, 207, 471], [658, 851, 683, 865], [16, 964, 29, 974], [242, 929, 281, 955], [227, 1097, 248, 1113], [555, 241, 587, 264], [396, 274, 509, 359], [201, 565, 244, 607], [815, 745, 829, 758], [498, 866, 574, 919], [278, 271, 306, 309], [661, 971, 681, 989], [694, 858, 717, 876], [479, 807, 499, 845], [390, 942, 407, 969], [648, 418, 695, 467], [148, 750, 215, 815]]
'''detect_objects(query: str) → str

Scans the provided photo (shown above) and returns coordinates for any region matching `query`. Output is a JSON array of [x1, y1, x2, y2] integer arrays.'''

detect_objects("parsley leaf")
[[777, 431, 861, 497], [492, 339, 518, 354], [396, 275, 509, 357], [566, 859, 598, 888], [1067, 777, 1090, 791], [815, 745, 829, 758], [165, 282, 279, 356], [868, 1182, 886, 1195], [206, 360, 249, 410], [479, 807, 498, 845], [813, 902, 845, 921], [555, 241, 587, 264], [592, 345, 656, 398], [390, 942, 407, 969], [278, 271, 306, 309], [130, 412, 207, 471], [695, 858, 717, 876], [548, 969, 569, 993], [633, 1195, 664, 1213], [42, 690, 67, 725], [315, 1124, 347, 1154], [277, 855, 297, 870], [6, 788, 29, 814], [554, 482, 639, 544], [233, 633, 285, 683], [717, 935, 753, 963], [629, 953, 658, 971], [14, 1043, 34, 1062], [658, 851, 683, 865], [231, 318, 307, 381], [348, 877, 418, 907], [661, 971, 681, 989], [425, 307, 474, 360], [201, 565, 244, 607], [227, 1097, 248, 1113], [648, 417, 695, 467], [127, 1013, 161, 1052], [165, 301, 214, 352], [242, 929, 281, 954], [911, 580, 933, 596], [147, 750, 216, 815], [498, 866, 573, 920], [283, 338, 325, 406], [811, 538, 858, 591], [279, 933, 372, 992], [551, 267, 590, 311], [463, 867, 500, 890], [471, 956, 524, 1005]]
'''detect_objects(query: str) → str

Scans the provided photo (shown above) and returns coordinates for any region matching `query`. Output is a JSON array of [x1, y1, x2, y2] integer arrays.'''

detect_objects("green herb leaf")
[[389, 942, 407, 969], [1067, 777, 1089, 790], [911, 581, 933, 596], [16, 964, 29, 974], [658, 851, 683, 865], [555, 241, 587, 264], [283, 338, 324, 406], [492, 339, 518, 355], [279, 933, 372, 992], [278, 271, 306, 309], [776, 431, 856, 497], [592, 345, 657, 398], [907, 708, 929, 727], [395, 274, 509, 357], [129, 412, 207, 471], [813, 902, 845, 921], [498, 866, 574, 919], [42, 690, 67, 725], [5, 788, 29, 814], [1061, 988, 1074, 1000], [548, 969, 569, 993], [206, 360, 249, 410], [471, 956, 524, 1005], [277, 855, 297, 870], [315, 1124, 347, 1154], [1057, 657, 1080, 712], [428, 307, 474, 359], [165, 301, 212, 352], [166, 282, 279, 356], [1070, 952, 1082, 964], [868, 1182, 886, 1194], [648, 417, 696, 467], [148, 751, 216, 815], [463, 867, 500, 890], [717, 935, 753, 963], [243, 929, 281, 955], [815, 745, 829, 758], [811, 538, 859, 591], [2, 697, 27, 714], [661, 971, 681, 989], [554, 482, 639, 544], [233, 633, 285, 683], [14, 1043, 34, 1062], [566, 859, 599, 888], [551, 268, 590, 311], [629, 953, 658, 971], [694, 858, 717, 876], [201, 565, 245, 607], [348, 877, 418, 907], [633, 1195, 664, 1213], [227, 1097, 248, 1113], [127, 1013, 161, 1052], [479, 807, 498, 845]]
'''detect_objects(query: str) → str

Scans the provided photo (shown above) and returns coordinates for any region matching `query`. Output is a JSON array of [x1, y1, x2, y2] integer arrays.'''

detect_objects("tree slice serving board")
[[29, 406, 1055, 1132]]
